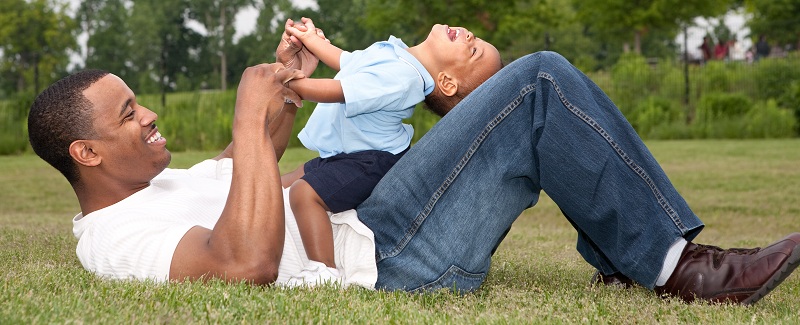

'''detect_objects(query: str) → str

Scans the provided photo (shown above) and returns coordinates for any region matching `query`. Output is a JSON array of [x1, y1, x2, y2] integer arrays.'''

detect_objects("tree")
[[128, 0, 204, 105], [189, 0, 255, 91], [577, 0, 731, 55], [746, 0, 800, 51], [361, 0, 519, 47], [76, 0, 133, 81], [235, 0, 294, 65], [0, 0, 76, 95]]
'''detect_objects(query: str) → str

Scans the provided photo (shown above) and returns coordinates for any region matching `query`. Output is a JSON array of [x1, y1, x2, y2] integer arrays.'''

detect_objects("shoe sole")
[[741, 242, 800, 305]]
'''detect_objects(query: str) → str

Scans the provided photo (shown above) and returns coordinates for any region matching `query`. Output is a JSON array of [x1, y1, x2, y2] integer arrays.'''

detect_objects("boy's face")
[[422, 24, 502, 82]]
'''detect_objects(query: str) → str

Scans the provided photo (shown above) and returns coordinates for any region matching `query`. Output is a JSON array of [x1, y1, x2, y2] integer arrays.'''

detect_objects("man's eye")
[[126, 110, 135, 119], [472, 48, 477, 56]]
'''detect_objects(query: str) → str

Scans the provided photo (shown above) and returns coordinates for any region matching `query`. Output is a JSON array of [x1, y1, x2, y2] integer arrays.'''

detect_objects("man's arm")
[[212, 103, 299, 161], [170, 65, 304, 284]]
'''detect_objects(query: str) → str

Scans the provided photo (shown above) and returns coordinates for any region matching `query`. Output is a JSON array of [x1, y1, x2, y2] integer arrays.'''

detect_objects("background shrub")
[[744, 99, 796, 138], [3, 56, 798, 156]]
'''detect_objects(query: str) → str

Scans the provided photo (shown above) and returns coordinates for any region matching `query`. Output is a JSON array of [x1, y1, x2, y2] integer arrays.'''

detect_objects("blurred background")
[[1, 0, 799, 154]]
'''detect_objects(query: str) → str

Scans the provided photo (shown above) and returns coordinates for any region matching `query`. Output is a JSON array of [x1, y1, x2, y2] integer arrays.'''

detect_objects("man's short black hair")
[[28, 69, 109, 184]]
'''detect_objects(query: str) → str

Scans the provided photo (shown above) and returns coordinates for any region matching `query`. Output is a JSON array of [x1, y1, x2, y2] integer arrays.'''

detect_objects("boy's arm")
[[285, 18, 344, 71], [288, 78, 344, 103]]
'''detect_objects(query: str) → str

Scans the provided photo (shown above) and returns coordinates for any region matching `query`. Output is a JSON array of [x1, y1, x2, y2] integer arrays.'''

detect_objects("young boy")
[[281, 17, 503, 285]]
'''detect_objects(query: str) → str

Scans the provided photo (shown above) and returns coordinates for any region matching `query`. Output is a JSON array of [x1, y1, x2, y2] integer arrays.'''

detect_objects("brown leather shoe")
[[655, 233, 800, 305], [591, 270, 635, 288]]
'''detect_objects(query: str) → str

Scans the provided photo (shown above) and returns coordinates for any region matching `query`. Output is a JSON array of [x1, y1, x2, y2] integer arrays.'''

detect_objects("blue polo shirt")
[[298, 36, 435, 158]]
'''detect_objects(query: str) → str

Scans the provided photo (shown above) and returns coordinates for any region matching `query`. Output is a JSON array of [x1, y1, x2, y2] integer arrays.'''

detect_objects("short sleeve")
[[339, 63, 426, 117]]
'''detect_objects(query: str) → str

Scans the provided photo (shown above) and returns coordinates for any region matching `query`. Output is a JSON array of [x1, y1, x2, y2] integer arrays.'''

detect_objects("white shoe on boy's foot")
[[285, 260, 342, 287]]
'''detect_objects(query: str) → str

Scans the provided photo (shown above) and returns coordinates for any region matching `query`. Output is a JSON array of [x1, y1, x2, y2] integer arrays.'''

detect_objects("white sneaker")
[[284, 260, 342, 287]]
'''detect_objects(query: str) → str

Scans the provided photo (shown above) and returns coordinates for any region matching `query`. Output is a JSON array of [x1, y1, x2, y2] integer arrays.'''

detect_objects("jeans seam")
[[409, 264, 485, 293], [537, 71, 688, 232], [379, 84, 538, 260]]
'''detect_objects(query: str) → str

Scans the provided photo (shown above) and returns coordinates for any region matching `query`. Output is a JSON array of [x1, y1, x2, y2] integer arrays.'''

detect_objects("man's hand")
[[236, 63, 304, 117], [276, 19, 326, 76]]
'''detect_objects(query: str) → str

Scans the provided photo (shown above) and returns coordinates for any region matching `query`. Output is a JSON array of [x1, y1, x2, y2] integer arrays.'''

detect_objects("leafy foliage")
[[0, 0, 76, 95], [746, 0, 800, 50]]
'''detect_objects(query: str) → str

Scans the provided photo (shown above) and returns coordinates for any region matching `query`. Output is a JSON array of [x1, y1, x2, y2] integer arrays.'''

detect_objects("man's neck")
[[74, 177, 151, 215]]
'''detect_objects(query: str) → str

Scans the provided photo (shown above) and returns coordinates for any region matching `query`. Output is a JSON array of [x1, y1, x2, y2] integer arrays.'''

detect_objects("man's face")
[[82, 74, 171, 185]]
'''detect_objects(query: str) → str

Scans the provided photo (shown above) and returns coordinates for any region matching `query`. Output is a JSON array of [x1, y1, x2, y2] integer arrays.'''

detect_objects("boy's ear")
[[69, 140, 102, 167], [436, 72, 459, 97]]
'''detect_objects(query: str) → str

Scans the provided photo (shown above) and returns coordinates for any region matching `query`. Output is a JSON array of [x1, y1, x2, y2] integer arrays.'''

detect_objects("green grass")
[[2, 140, 800, 323]]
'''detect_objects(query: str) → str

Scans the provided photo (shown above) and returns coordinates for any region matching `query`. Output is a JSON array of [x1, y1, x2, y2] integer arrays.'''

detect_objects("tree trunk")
[[33, 53, 40, 95], [219, 5, 227, 91], [161, 38, 167, 108], [683, 24, 692, 124], [634, 30, 642, 55]]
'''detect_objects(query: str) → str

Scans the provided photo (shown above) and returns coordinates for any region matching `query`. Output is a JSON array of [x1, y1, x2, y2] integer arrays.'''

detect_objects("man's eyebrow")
[[118, 98, 132, 118]]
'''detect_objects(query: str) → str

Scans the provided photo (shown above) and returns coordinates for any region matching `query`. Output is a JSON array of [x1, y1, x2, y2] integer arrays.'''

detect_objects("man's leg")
[[357, 52, 799, 304], [358, 51, 701, 292]]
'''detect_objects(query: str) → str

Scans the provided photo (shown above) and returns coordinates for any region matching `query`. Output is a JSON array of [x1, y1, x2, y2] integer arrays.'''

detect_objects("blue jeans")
[[356, 52, 704, 292]]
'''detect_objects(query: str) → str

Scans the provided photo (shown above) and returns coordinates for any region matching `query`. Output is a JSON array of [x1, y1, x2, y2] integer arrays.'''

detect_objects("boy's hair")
[[424, 61, 504, 117], [424, 82, 471, 117], [28, 69, 109, 185]]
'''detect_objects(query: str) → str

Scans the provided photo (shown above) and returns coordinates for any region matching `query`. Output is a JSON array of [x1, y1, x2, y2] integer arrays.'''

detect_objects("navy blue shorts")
[[302, 147, 409, 213]]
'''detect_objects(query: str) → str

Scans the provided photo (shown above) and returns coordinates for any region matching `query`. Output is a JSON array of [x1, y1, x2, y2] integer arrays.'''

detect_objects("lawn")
[[2, 140, 800, 323]]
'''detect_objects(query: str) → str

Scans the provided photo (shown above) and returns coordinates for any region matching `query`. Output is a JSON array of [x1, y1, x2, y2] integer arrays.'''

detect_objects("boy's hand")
[[285, 17, 328, 43], [277, 19, 319, 76], [284, 17, 342, 72]]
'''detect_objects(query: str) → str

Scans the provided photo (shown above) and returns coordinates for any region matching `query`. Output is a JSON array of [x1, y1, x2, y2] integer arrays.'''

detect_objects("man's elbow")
[[237, 255, 281, 285]]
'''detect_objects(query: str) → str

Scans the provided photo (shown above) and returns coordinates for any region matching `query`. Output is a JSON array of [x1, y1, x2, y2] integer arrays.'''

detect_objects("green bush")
[[692, 93, 752, 138], [753, 56, 800, 101], [744, 99, 797, 138], [632, 96, 684, 138], [610, 54, 652, 116], [698, 61, 732, 94], [3, 55, 799, 157], [779, 80, 800, 135], [0, 92, 34, 155], [695, 92, 752, 122]]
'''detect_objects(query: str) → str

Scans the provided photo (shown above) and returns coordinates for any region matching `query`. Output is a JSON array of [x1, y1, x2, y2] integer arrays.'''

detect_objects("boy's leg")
[[281, 165, 305, 188], [357, 51, 703, 292], [290, 179, 336, 268]]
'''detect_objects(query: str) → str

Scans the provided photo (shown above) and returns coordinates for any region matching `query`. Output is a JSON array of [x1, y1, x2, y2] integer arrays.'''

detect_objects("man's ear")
[[436, 72, 459, 97], [69, 140, 101, 167]]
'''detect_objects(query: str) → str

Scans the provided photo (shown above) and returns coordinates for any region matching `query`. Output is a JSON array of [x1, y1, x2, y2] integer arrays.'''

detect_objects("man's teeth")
[[147, 131, 163, 144], [455, 29, 460, 40]]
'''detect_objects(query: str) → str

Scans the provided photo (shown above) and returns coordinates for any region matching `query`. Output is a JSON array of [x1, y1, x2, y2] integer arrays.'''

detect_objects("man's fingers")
[[275, 68, 305, 84], [282, 88, 303, 108]]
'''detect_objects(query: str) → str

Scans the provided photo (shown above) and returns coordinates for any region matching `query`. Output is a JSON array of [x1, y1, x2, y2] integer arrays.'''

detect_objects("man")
[[28, 23, 799, 304]]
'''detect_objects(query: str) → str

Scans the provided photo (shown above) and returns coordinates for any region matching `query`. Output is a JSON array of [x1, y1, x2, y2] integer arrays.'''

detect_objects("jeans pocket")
[[411, 265, 486, 293]]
